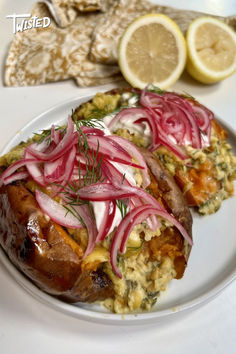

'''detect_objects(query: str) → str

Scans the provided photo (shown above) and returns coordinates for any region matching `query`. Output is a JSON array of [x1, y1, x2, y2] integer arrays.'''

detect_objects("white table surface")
[[0, 0, 235, 353]]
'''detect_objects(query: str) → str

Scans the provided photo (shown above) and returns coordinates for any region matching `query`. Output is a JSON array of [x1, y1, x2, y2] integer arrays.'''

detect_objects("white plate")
[[0, 94, 236, 325]]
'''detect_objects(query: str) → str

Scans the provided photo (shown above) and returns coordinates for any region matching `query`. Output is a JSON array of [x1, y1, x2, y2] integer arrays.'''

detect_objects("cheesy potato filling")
[[103, 248, 176, 314], [70, 215, 174, 314], [97, 218, 176, 314]]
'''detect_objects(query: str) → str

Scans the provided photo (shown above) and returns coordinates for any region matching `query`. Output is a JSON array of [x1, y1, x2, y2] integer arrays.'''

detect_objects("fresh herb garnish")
[[63, 203, 87, 227], [147, 85, 165, 95], [63, 192, 95, 225], [34, 130, 51, 143], [115, 173, 128, 218], [72, 108, 105, 130], [89, 107, 110, 119], [34, 126, 66, 144], [116, 200, 128, 218], [56, 121, 105, 222]]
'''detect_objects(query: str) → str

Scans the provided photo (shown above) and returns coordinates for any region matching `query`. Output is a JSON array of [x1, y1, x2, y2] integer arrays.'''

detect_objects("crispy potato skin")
[[140, 148, 192, 238], [140, 148, 193, 277], [0, 182, 114, 302]]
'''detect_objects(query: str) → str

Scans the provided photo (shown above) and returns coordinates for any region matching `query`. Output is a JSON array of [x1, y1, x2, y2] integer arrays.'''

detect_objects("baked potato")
[[74, 86, 236, 215], [0, 110, 192, 313], [0, 181, 114, 303]]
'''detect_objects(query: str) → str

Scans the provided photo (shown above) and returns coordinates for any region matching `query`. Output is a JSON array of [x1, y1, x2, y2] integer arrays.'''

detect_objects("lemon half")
[[186, 16, 236, 84], [118, 14, 187, 89]]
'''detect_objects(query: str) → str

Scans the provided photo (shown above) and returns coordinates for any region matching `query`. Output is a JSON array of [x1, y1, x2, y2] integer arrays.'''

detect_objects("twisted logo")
[[6, 13, 51, 34]]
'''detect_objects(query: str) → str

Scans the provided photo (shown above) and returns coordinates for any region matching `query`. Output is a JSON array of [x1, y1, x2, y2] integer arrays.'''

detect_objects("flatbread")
[[4, 3, 119, 87], [75, 73, 122, 87], [75, 58, 121, 86], [90, 0, 236, 64], [42, 0, 112, 27]]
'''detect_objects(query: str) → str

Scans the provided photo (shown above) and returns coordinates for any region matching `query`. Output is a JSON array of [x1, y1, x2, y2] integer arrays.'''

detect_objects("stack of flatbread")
[[4, 0, 236, 87]]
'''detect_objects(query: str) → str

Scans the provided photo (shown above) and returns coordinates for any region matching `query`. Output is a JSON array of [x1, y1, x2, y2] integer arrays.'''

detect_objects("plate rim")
[[0, 93, 236, 324]]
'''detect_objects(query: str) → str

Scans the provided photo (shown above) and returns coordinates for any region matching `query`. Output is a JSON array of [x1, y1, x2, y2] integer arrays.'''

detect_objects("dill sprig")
[[147, 85, 165, 95], [63, 203, 86, 227], [88, 107, 109, 119], [73, 117, 105, 130], [75, 123, 105, 187], [34, 126, 66, 144], [56, 120, 105, 222], [115, 173, 128, 218], [63, 192, 95, 225], [116, 200, 128, 218], [34, 130, 51, 144], [34, 130, 49, 139]]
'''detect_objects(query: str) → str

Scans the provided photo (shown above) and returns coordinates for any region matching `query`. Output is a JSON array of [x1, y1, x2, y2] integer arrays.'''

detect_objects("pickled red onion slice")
[[72, 203, 98, 258], [0, 158, 38, 187], [27, 116, 76, 161], [107, 135, 150, 188], [35, 190, 83, 229], [76, 183, 192, 244], [109, 89, 214, 159], [3, 171, 29, 185], [96, 201, 116, 243]]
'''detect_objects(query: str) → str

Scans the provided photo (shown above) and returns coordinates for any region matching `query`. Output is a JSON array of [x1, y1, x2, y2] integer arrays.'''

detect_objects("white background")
[[0, 0, 235, 353]]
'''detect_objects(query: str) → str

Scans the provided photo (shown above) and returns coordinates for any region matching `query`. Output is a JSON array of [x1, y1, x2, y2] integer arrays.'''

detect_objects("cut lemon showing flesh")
[[118, 14, 187, 89], [186, 17, 236, 84]]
